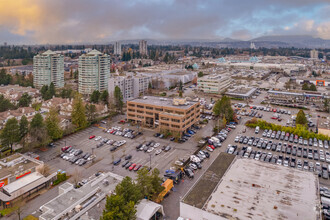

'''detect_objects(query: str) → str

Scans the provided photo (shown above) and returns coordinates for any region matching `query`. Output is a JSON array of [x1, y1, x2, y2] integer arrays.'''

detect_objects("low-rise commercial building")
[[225, 86, 258, 99], [127, 96, 201, 135], [197, 74, 231, 94], [180, 154, 320, 220], [39, 172, 123, 220], [0, 153, 57, 208]]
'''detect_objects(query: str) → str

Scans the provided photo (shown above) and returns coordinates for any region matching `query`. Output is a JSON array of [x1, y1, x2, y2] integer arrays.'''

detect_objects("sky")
[[0, 0, 329, 44]]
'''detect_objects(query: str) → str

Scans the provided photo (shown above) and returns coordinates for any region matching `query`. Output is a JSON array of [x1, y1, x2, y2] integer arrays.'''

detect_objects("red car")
[[89, 135, 95, 139], [208, 145, 215, 150], [129, 163, 136, 171], [273, 109, 277, 112], [134, 164, 142, 171], [61, 146, 72, 152], [271, 117, 278, 120]]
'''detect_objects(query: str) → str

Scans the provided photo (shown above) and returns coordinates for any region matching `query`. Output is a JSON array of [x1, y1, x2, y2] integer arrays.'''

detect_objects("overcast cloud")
[[0, 0, 329, 44]]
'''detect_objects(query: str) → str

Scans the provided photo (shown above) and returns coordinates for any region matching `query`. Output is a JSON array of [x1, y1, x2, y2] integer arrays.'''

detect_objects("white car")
[[155, 149, 162, 155], [147, 147, 154, 153], [190, 155, 201, 163], [95, 136, 102, 141], [154, 143, 160, 148]]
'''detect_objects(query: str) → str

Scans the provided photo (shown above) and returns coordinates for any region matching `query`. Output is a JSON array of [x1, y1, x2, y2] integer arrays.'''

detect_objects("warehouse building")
[[180, 154, 320, 220], [0, 153, 57, 208]]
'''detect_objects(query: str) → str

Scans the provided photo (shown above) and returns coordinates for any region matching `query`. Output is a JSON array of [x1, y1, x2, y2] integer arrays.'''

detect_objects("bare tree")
[[37, 164, 51, 177], [72, 168, 81, 187]]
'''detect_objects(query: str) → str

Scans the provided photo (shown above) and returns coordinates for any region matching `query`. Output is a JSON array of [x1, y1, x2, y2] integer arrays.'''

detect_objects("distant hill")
[[250, 35, 330, 48], [109, 35, 330, 49]]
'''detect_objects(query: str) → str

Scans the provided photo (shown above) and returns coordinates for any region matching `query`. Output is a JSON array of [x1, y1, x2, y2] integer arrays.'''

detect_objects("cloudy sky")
[[0, 0, 329, 44]]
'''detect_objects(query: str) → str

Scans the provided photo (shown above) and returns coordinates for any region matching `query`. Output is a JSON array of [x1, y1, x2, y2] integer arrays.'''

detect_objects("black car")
[[193, 162, 202, 169], [184, 168, 194, 178], [202, 151, 210, 158], [110, 146, 117, 151], [136, 144, 142, 150], [170, 137, 175, 141], [125, 162, 133, 169], [122, 160, 129, 167], [125, 155, 132, 160], [113, 158, 121, 165]]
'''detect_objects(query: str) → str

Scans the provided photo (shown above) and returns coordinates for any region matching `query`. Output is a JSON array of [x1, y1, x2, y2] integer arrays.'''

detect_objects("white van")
[[255, 126, 260, 134]]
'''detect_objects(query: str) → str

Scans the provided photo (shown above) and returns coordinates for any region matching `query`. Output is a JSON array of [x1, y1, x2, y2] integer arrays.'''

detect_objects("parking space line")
[[165, 149, 177, 159]]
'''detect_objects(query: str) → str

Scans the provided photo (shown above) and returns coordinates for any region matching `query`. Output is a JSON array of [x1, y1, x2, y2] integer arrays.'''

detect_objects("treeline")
[[0, 46, 35, 59], [0, 69, 33, 87], [0, 92, 33, 112]]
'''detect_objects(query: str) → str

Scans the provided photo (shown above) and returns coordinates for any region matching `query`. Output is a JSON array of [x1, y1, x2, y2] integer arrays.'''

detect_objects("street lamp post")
[[149, 154, 152, 170], [65, 140, 67, 147]]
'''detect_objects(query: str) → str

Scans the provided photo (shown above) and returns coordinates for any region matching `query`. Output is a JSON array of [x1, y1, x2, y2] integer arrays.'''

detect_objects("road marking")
[[165, 149, 177, 159]]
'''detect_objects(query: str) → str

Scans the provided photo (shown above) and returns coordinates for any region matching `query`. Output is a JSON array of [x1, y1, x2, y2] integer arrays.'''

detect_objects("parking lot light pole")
[[149, 154, 152, 170], [65, 140, 67, 147]]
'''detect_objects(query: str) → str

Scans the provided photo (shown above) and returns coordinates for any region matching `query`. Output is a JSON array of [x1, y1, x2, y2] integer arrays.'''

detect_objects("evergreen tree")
[[0, 118, 20, 152], [18, 92, 32, 107], [114, 86, 124, 113], [49, 82, 56, 98], [71, 93, 87, 129], [213, 96, 234, 122], [302, 83, 309, 90], [31, 113, 44, 128], [296, 110, 308, 127], [19, 115, 29, 140], [90, 90, 100, 103], [101, 195, 136, 220], [309, 84, 317, 91], [100, 90, 109, 104], [46, 107, 63, 140]]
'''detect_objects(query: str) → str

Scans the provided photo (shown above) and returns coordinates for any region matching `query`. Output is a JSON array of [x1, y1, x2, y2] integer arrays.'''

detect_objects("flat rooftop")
[[226, 87, 257, 97], [182, 153, 235, 208], [128, 96, 198, 110], [184, 157, 320, 220], [0, 154, 39, 178], [40, 172, 123, 220]]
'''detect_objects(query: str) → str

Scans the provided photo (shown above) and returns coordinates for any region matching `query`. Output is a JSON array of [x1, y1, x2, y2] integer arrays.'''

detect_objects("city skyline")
[[0, 0, 329, 44]]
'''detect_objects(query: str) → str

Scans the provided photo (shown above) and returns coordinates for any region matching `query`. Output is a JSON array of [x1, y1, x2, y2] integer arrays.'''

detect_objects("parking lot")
[[38, 117, 214, 182], [224, 126, 330, 183]]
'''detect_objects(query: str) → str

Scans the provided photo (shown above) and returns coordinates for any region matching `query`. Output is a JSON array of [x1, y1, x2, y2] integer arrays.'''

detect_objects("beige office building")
[[139, 40, 148, 56], [127, 96, 200, 135]]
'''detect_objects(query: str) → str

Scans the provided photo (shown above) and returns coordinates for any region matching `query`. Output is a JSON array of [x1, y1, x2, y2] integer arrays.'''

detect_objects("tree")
[[40, 85, 49, 99], [302, 83, 309, 90], [46, 107, 63, 140], [0, 118, 20, 152], [100, 90, 109, 104], [90, 90, 100, 103], [179, 91, 183, 97], [0, 94, 15, 112], [101, 194, 136, 220], [179, 80, 183, 91], [19, 115, 29, 142], [86, 104, 97, 123], [49, 82, 56, 98], [115, 176, 142, 204], [18, 92, 32, 107], [296, 110, 308, 127], [114, 86, 124, 113], [198, 71, 204, 77], [74, 70, 78, 80], [136, 167, 164, 200], [213, 96, 234, 122], [31, 113, 44, 128], [71, 93, 87, 129], [309, 84, 317, 91], [29, 113, 49, 148]]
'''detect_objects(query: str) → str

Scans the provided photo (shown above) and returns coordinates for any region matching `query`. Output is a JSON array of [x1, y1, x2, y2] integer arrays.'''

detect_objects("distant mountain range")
[[114, 35, 330, 49]]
